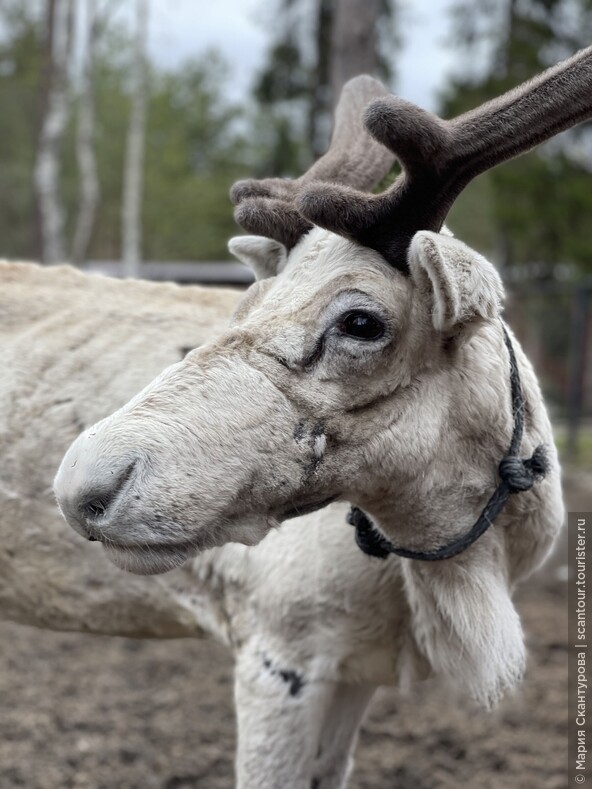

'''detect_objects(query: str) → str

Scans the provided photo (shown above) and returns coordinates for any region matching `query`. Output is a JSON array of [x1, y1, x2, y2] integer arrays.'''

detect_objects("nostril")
[[82, 495, 113, 521], [79, 460, 138, 523]]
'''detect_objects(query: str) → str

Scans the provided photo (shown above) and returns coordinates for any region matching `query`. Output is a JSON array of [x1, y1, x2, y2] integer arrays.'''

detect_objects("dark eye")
[[338, 311, 385, 340]]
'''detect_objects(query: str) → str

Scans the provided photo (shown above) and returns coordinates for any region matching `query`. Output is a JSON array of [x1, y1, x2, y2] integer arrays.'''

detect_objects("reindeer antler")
[[297, 45, 592, 270], [231, 75, 396, 248]]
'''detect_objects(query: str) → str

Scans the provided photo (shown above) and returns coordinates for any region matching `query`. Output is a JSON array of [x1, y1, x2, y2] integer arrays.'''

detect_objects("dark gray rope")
[[349, 325, 549, 562]]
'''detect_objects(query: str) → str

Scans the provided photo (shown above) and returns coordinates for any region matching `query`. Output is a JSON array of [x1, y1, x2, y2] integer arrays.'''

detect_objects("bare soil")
[[0, 584, 567, 789], [1, 469, 587, 788]]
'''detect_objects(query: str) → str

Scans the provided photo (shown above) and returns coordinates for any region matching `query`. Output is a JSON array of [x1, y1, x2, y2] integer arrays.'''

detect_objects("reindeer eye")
[[338, 311, 385, 340]]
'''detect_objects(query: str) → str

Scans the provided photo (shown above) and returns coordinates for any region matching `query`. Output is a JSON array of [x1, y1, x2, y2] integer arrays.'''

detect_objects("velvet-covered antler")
[[230, 75, 396, 248], [297, 45, 592, 270]]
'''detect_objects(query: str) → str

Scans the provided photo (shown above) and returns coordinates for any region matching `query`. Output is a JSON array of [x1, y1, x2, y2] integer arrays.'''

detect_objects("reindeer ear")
[[409, 231, 504, 336], [402, 533, 525, 709], [228, 236, 288, 281]]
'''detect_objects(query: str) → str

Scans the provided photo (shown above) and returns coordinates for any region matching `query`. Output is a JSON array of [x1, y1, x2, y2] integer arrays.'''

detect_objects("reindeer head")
[[55, 49, 586, 704]]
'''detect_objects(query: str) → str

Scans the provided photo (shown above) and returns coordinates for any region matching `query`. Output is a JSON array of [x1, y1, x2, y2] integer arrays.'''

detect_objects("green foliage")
[[142, 54, 250, 260], [85, 31, 131, 258], [0, 3, 42, 258], [87, 44, 253, 261], [254, 38, 309, 104], [0, 5, 253, 262], [442, 0, 592, 275], [252, 11, 314, 175]]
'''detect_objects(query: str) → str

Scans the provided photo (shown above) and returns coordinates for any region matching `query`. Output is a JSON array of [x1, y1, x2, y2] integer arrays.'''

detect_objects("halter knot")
[[498, 445, 548, 494], [347, 506, 391, 559]]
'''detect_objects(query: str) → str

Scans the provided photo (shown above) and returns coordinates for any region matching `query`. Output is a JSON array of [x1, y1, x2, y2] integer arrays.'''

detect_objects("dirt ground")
[[0, 470, 588, 789]]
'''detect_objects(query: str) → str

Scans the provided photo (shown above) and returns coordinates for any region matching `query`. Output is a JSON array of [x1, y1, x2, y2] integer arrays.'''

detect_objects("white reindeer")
[[53, 49, 592, 715], [2, 261, 418, 789]]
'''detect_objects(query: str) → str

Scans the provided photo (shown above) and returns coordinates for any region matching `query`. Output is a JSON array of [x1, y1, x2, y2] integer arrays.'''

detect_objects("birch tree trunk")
[[34, 0, 75, 264], [308, 0, 333, 159], [121, 0, 149, 278], [71, 0, 101, 266], [330, 0, 381, 106]]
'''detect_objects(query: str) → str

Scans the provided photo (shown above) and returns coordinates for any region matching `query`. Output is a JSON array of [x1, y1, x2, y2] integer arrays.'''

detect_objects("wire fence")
[[505, 281, 591, 462]]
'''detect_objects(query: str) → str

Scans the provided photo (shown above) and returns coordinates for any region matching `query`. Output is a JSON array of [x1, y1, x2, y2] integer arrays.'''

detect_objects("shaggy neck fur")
[[349, 318, 561, 706]]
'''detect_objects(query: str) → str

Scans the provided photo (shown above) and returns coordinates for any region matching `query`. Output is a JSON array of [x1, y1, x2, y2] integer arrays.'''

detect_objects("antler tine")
[[298, 45, 592, 271], [231, 75, 396, 247], [303, 75, 396, 189], [234, 197, 312, 249]]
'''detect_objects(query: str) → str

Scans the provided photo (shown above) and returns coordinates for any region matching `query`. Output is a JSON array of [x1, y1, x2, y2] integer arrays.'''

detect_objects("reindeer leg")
[[234, 641, 330, 789], [234, 641, 376, 789], [309, 682, 376, 789]]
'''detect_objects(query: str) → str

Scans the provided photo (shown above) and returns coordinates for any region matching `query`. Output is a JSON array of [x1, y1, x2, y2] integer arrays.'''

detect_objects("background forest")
[[1, 0, 591, 273]]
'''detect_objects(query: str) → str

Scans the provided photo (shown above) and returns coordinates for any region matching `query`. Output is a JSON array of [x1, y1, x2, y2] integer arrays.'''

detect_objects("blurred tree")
[[71, 0, 106, 265], [331, 0, 383, 102], [0, 3, 252, 262], [254, 0, 399, 168], [86, 42, 249, 261], [442, 0, 592, 275], [0, 1, 43, 259], [121, 0, 148, 276], [34, 0, 75, 263], [141, 53, 250, 260]]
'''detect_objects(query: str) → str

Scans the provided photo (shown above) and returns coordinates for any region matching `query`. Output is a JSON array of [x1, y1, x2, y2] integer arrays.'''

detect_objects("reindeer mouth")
[[101, 539, 198, 575], [97, 511, 279, 575], [93, 495, 338, 575], [96, 527, 223, 575]]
